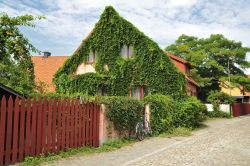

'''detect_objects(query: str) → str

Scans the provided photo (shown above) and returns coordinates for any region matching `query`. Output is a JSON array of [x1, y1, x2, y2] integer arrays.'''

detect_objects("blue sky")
[[1, 0, 250, 74]]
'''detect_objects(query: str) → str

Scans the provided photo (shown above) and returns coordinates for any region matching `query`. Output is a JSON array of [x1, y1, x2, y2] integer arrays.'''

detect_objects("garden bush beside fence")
[[173, 96, 207, 128], [144, 95, 207, 134], [96, 95, 207, 137]]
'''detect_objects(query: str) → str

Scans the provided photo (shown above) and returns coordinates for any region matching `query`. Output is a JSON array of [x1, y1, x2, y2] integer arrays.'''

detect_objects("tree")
[[228, 75, 250, 95], [0, 13, 43, 95], [207, 91, 234, 112], [165, 34, 250, 101]]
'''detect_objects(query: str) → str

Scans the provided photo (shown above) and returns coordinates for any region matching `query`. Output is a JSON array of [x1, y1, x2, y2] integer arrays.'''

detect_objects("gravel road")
[[43, 115, 250, 166]]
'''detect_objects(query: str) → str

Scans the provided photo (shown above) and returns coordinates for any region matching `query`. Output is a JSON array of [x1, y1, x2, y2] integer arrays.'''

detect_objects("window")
[[87, 50, 97, 63], [98, 88, 107, 96], [120, 45, 133, 59], [130, 86, 148, 100], [121, 45, 127, 58]]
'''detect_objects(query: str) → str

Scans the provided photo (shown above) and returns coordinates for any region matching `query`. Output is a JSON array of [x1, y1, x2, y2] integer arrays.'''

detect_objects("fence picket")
[[47, 98, 53, 152], [78, 102, 83, 146], [70, 99, 75, 148], [57, 99, 62, 153], [66, 99, 70, 149], [42, 97, 48, 154], [93, 100, 97, 147], [61, 99, 66, 150], [18, 97, 26, 161], [31, 98, 37, 156], [82, 103, 86, 146], [36, 97, 43, 155], [25, 98, 31, 156], [12, 97, 19, 164], [86, 102, 89, 145], [5, 97, 13, 165], [74, 99, 79, 147], [96, 104, 100, 147], [0, 96, 7, 165], [89, 103, 93, 146], [52, 98, 57, 152]]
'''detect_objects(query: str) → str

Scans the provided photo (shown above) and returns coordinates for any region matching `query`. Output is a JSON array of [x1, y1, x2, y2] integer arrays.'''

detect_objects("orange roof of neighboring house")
[[165, 52, 198, 87], [165, 52, 191, 67], [32, 56, 70, 92], [186, 76, 199, 86]]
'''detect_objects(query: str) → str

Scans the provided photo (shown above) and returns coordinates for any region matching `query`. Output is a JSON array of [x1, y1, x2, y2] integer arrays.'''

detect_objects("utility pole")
[[228, 58, 232, 116], [228, 58, 231, 96]]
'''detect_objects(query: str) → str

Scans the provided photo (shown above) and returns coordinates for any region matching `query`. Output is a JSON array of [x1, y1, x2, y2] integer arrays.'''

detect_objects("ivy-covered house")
[[53, 6, 186, 99]]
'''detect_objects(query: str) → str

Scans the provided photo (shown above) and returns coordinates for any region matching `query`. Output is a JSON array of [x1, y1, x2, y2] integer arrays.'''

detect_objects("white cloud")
[[0, 0, 250, 73]]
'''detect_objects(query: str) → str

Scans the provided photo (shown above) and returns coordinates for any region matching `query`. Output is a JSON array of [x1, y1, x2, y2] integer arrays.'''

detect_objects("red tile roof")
[[165, 52, 198, 87], [165, 52, 189, 64], [32, 56, 70, 92]]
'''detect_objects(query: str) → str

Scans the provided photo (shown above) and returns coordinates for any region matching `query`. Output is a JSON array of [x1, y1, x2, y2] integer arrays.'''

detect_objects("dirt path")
[[43, 116, 250, 166]]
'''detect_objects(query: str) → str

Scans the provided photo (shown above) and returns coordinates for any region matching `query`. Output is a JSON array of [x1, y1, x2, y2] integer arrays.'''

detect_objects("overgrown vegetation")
[[53, 6, 185, 97], [99, 96, 144, 135], [144, 94, 175, 135], [21, 138, 135, 166]]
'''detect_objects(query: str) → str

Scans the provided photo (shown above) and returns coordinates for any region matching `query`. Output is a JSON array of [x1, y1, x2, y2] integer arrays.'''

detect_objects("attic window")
[[87, 50, 97, 64], [121, 45, 133, 59], [130, 86, 148, 100]]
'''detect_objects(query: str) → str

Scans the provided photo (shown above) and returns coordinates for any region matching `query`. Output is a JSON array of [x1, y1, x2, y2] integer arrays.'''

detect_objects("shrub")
[[207, 111, 231, 118], [144, 94, 175, 135], [99, 96, 143, 135], [173, 96, 207, 128]]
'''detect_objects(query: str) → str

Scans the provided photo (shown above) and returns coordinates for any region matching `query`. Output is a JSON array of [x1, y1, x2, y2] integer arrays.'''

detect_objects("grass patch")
[[20, 138, 136, 166], [159, 127, 192, 138]]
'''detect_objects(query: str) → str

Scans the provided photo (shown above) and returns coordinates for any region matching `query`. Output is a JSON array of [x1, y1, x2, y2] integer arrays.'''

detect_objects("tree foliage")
[[0, 13, 43, 95], [207, 90, 234, 112], [165, 34, 250, 101]]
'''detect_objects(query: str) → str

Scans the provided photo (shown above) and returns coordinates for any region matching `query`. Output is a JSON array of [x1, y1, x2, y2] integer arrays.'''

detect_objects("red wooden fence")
[[232, 103, 250, 117], [0, 96, 100, 166]]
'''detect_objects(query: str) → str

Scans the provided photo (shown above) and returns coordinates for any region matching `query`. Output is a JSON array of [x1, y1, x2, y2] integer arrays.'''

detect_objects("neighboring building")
[[0, 83, 23, 100], [32, 53, 69, 92], [221, 75, 250, 103], [166, 53, 199, 96]]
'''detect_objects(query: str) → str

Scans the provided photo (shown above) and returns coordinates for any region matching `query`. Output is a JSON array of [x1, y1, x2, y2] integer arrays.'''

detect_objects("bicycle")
[[135, 111, 152, 141]]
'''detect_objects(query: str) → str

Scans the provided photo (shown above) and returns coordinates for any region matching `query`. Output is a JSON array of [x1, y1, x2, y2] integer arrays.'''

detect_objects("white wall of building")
[[205, 104, 231, 113]]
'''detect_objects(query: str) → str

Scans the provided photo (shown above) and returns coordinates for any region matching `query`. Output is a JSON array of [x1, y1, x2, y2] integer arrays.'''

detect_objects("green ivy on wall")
[[53, 6, 186, 97]]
